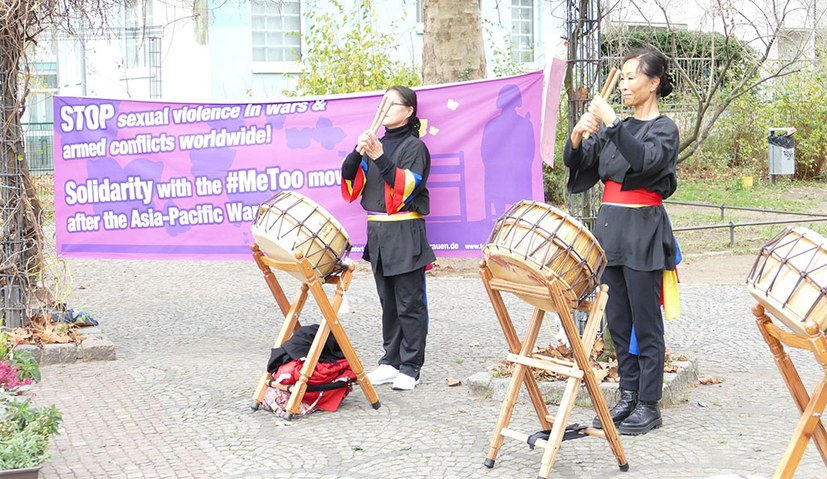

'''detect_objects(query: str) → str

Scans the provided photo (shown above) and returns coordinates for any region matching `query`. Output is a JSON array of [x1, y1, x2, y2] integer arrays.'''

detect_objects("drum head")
[[251, 191, 351, 281], [747, 226, 827, 334]]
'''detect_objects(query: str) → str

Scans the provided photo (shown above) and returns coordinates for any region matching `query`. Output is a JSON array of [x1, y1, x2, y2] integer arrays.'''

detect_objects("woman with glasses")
[[341, 85, 436, 391]]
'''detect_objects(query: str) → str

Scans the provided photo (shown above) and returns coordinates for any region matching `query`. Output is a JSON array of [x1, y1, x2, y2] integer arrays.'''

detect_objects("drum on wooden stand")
[[251, 191, 351, 282], [483, 200, 606, 311], [746, 226, 827, 335]]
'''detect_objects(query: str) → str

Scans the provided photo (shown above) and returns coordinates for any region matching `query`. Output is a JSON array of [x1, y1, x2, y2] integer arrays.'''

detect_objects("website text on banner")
[[54, 65, 565, 261]]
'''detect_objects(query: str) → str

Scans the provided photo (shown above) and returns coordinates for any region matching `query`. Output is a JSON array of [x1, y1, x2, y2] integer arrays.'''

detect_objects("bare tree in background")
[[605, 0, 824, 162], [422, 0, 487, 84], [1, 0, 115, 326]]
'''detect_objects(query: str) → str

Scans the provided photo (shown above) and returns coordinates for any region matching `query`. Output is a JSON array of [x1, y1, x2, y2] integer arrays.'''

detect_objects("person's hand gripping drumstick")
[[572, 67, 620, 148], [357, 96, 393, 159]]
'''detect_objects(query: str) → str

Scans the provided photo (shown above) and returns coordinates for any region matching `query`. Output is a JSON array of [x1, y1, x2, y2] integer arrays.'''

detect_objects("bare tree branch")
[[630, 0, 817, 163]]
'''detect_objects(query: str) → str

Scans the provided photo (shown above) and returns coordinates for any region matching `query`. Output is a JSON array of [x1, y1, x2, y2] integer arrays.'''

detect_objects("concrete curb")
[[466, 358, 698, 408], [13, 326, 117, 365]]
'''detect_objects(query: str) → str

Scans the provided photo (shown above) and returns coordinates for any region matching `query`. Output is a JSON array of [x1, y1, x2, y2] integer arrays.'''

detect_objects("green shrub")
[[543, 102, 570, 207], [690, 88, 768, 175], [0, 333, 39, 384], [698, 63, 827, 180], [0, 333, 58, 470], [766, 65, 827, 179], [0, 393, 61, 470], [285, 0, 421, 96]]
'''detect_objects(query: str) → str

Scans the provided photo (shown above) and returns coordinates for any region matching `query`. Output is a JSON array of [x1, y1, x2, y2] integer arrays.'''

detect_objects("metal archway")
[[565, 0, 603, 228]]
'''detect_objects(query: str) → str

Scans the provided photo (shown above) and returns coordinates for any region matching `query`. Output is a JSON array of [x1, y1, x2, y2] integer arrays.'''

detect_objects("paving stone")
[[41, 343, 78, 366], [79, 335, 117, 361], [26, 258, 827, 478], [14, 343, 42, 364]]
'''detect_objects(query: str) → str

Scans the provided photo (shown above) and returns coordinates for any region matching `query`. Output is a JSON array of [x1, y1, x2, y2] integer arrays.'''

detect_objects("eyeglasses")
[[377, 102, 409, 110]]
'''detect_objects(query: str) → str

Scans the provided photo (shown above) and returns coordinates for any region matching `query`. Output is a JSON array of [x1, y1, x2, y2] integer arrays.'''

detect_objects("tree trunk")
[[1, 34, 51, 327], [422, 0, 487, 84]]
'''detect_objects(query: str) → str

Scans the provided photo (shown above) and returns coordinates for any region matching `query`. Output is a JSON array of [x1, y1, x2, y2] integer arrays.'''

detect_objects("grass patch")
[[667, 176, 827, 255], [672, 176, 823, 212]]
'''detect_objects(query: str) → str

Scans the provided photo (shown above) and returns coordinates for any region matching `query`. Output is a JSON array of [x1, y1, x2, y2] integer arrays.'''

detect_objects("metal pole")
[[79, 37, 87, 96], [0, 69, 27, 328], [566, 0, 602, 335]]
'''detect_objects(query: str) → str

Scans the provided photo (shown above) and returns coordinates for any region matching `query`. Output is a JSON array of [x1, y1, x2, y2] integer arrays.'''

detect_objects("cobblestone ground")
[[31, 257, 826, 478]]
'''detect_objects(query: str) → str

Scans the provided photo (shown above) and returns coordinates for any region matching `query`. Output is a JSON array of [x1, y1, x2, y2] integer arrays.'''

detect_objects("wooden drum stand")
[[753, 304, 827, 478], [249, 243, 380, 420], [480, 262, 628, 478]]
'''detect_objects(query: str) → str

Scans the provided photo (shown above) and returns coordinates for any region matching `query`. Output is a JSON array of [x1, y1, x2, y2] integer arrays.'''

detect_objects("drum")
[[251, 191, 351, 282], [483, 200, 606, 310], [746, 226, 827, 335]]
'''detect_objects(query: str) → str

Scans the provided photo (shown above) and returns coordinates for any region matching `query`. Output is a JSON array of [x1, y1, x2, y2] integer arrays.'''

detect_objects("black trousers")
[[603, 266, 665, 402], [372, 262, 429, 379]]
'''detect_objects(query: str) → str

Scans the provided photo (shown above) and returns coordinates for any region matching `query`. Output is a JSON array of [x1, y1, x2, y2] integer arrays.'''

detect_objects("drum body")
[[251, 191, 351, 281], [483, 200, 606, 310], [746, 226, 827, 335]]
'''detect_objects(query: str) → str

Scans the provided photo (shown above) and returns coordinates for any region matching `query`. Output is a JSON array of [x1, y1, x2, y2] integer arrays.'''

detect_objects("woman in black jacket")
[[564, 49, 679, 435], [341, 86, 436, 391]]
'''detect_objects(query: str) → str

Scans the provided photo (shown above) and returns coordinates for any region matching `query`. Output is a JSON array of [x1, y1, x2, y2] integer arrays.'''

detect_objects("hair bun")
[[660, 73, 674, 98]]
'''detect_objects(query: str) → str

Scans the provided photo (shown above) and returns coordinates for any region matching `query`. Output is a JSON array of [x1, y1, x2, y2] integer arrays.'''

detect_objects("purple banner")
[[54, 65, 564, 260]]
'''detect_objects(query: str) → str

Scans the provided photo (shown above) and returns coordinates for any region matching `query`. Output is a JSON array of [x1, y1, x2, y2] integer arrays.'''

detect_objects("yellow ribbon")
[[662, 269, 680, 320]]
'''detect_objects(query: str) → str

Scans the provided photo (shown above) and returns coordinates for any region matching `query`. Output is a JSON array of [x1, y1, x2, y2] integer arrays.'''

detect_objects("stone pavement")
[[30, 256, 827, 478]]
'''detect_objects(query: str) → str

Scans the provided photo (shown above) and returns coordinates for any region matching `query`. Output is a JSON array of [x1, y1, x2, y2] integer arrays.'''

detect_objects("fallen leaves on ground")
[[699, 377, 723, 385], [446, 377, 462, 386], [5, 313, 83, 346], [490, 342, 682, 384]]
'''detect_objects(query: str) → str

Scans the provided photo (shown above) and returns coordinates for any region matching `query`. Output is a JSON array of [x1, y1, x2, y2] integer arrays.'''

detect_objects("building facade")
[[26, 0, 564, 126]]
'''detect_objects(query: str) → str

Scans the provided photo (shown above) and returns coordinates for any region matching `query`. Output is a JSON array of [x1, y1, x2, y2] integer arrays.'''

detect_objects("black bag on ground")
[[266, 324, 345, 373]]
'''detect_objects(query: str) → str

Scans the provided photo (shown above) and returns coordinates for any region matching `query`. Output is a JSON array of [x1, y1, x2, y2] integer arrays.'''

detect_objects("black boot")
[[618, 401, 662, 435], [593, 389, 638, 429]]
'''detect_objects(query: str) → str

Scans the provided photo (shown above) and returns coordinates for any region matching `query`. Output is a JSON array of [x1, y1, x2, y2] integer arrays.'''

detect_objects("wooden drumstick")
[[357, 96, 392, 155], [370, 95, 391, 132], [599, 67, 620, 99], [583, 67, 620, 140]]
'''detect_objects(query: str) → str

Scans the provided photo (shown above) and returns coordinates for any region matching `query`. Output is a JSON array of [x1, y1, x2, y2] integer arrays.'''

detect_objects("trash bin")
[[768, 127, 795, 181]]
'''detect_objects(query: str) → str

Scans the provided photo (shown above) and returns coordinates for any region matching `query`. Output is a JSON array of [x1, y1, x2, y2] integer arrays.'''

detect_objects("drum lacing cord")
[[795, 248, 827, 318], [757, 233, 827, 319], [751, 232, 793, 300], [501, 209, 601, 304], [771, 236, 816, 308], [293, 207, 345, 271], [258, 197, 350, 279], [535, 237, 596, 303]]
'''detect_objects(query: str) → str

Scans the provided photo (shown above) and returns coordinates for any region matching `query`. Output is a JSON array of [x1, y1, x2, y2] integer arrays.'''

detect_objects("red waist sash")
[[602, 180, 662, 206]]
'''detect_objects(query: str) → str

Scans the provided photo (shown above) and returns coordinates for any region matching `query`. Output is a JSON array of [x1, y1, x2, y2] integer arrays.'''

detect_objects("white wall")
[[47, 0, 827, 104], [50, 0, 567, 103]]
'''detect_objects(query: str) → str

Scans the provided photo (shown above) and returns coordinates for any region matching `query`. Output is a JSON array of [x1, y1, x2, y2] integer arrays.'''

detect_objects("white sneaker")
[[392, 373, 420, 391], [367, 364, 399, 385]]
